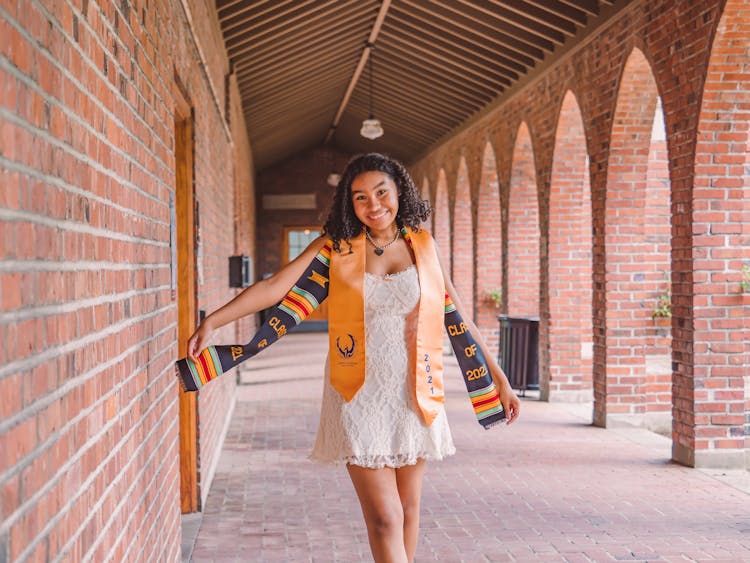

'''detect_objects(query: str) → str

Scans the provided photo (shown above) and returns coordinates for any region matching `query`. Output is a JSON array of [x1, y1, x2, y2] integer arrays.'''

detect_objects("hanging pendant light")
[[360, 48, 384, 140]]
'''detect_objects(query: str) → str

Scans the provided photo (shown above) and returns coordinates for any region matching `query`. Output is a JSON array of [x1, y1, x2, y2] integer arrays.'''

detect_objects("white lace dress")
[[309, 265, 456, 469]]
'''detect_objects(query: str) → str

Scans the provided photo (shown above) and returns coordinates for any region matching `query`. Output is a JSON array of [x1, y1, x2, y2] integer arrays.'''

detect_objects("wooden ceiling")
[[216, 0, 620, 171]]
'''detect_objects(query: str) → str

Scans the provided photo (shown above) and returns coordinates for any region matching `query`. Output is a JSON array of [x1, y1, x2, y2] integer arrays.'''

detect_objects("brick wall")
[[0, 0, 254, 560], [433, 170, 451, 271], [475, 142, 502, 357], [451, 157, 474, 319], [256, 147, 351, 280], [410, 0, 748, 467], [642, 109, 672, 427], [547, 91, 593, 402], [603, 48, 668, 425], [690, 0, 750, 466], [507, 121, 540, 318]]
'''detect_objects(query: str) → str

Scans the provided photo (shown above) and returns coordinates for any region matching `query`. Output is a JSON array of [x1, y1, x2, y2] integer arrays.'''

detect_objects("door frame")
[[174, 77, 200, 513]]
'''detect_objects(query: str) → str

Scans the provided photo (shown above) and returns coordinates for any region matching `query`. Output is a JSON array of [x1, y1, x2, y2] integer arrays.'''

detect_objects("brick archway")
[[547, 91, 593, 403], [600, 48, 672, 430], [507, 122, 540, 318], [476, 142, 503, 356], [452, 157, 474, 319], [434, 169, 451, 269], [683, 0, 750, 468]]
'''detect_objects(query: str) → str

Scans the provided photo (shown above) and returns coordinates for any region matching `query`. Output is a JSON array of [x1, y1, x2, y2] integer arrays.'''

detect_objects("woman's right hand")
[[187, 318, 215, 362]]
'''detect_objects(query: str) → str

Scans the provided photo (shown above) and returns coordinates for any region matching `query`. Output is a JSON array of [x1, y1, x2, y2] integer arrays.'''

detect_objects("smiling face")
[[350, 171, 400, 233]]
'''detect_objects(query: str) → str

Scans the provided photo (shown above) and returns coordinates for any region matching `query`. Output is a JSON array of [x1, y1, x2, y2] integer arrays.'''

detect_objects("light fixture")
[[360, 46, 383, 140], [326, 172, 341, 187]]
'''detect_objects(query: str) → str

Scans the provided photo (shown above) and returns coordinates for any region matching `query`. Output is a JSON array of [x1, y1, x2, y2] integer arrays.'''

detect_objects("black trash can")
[[497, 316, 539, 394]]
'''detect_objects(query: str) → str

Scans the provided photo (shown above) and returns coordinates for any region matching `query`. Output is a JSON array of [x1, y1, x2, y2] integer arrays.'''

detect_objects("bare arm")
[[435, 244, 520, 424], [187, 236, 328, 360]]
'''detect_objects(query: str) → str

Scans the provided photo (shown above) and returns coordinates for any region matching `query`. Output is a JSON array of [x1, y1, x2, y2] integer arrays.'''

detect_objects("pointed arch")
[[601, 47, 672, 431], [452, 157, 474, 319], [433, 169, 451, 269], [507, 122, 540, 318], [476, 141, 503, 355], [548, 90, 593, 403]]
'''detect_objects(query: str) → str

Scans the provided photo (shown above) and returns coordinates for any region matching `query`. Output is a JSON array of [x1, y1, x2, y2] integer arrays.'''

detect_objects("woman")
[[187, 153, 520, 562]]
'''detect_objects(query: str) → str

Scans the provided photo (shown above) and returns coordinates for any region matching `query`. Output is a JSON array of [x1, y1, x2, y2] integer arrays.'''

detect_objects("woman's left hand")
[[496, 377, 520, 425]]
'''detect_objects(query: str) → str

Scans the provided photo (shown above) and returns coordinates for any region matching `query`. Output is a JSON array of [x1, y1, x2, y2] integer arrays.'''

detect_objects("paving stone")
[[190, 334, 750, 562]]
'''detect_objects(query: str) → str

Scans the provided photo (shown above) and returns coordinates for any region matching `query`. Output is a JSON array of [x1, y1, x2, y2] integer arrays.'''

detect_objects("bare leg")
[[347, 464, 409, 563], [395, 459, 426, 562]]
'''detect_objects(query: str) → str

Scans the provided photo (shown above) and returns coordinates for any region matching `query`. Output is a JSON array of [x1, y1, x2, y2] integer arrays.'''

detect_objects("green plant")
[[652, 290, 671, 319], [740, 264, 750, 293], [652, 272, 671, 319], [484, 288, 502, 309]]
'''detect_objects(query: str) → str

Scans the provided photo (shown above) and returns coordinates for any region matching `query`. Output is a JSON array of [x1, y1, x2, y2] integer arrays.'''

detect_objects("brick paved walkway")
[[189, 334, 750, 562]]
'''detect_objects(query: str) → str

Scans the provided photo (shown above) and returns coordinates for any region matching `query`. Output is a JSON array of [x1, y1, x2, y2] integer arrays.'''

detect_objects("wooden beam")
[[227, 0, 363, 54], [229, 5, 366, 63], [241, 70, 348, 105], [363, 68, 484, 117], [218, 0, 277, 21], [520, 0, 590, 25], [375, 48, 495, 106], [558, 0, 600, 16], [382, 20, 520, 82], [324, 0, 393, 143], [485, 0, 585, 31], [378, 40, 505, 94], [249, 106, 337, 136], [224, 0, 331, 43], [400, 0, 548, 58], [452, 0, 567, 45], [234, 23, 366, 81], [389, 7, 528, 73]]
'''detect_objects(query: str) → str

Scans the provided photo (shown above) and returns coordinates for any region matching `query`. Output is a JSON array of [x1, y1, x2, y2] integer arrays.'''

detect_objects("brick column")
[[676, 0, 750, 468]]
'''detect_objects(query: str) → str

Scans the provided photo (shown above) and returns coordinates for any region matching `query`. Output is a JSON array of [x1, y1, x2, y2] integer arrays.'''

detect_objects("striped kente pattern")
[[469, 382, 503, 421], [175, 244, 332, 392], [176, 238, 505, 429], [279, 243, 332, 323], [279, 287, 320, 324], [443, 294, 506, 429], [180, 346, 224, 391]]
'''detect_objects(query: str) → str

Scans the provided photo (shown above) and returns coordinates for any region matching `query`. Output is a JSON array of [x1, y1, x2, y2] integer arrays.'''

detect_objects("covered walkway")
[[187, 334, 750, 562], [3, 0, 749, 560]]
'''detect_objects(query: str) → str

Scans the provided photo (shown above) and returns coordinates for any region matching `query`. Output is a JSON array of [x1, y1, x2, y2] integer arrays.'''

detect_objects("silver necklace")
[[366, 228, 400, 256]]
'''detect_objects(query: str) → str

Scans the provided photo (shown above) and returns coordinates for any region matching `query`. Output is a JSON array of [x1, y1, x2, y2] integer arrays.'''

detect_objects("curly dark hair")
[[322, 153, 431, 252]]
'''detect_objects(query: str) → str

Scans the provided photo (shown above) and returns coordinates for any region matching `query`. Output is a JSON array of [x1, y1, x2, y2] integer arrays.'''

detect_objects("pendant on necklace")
[[374, 248, 384, 256]]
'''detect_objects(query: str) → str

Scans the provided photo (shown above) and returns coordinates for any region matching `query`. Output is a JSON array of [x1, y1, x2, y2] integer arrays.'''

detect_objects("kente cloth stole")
[[175, 228, 506, 429], [327, 228, 447, 425]]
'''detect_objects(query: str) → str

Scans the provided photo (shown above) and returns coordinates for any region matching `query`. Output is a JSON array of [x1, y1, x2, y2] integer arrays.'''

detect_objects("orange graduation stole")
[[328, 227, 446, 425]]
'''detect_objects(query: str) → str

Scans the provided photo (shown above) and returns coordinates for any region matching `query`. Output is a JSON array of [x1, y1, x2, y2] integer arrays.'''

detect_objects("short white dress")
[[309, 265, 456, 469]]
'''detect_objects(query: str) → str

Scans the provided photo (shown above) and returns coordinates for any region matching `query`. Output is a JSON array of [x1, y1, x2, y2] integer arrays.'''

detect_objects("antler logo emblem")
[[336, 334, 355, 359]]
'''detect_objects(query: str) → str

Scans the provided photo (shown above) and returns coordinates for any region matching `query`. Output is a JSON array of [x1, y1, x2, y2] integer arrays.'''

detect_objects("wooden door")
[[174, 82, 199, 513], [282, 226, 328, 322]]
